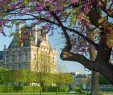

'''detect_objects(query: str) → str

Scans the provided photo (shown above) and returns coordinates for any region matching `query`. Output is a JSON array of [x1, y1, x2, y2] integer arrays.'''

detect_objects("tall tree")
[[53, 65, 73, 95], [8, 70, 27, 85], [0, 0, 113, 84], [35, 52, 52, 95], [0, 67, 9, 85]]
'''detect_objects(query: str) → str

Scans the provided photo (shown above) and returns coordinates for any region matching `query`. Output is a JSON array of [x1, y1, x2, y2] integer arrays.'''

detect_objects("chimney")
[[4, 44, 6, 49], [32, 25, 38, 45], [45, 33, 48, 41]]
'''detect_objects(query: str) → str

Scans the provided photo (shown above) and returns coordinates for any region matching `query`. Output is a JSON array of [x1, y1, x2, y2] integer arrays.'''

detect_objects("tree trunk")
[[40, 85, 42, 95], [60, 34, 113, 84], [89, 44, 99, 95], [91, 71, 99, 95], [56, 86, 59, 95], [98, 63, 113, 84]]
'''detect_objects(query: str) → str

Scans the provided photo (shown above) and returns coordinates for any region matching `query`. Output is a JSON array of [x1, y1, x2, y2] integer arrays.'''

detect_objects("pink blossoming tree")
[[0, 0, 113, 84]]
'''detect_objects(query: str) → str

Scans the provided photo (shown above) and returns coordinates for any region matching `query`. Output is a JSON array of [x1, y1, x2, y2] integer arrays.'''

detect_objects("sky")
[[48, 30, 91, 74], [0, 25, 91, 74]]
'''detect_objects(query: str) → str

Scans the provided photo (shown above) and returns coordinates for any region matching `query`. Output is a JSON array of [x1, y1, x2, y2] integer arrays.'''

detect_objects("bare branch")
[[4, 12, 98, 49], [64, 26, 98, 50], [60, 51, 95, 71]]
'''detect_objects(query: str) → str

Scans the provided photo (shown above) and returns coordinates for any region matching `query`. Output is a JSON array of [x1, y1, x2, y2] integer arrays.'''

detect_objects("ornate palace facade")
[[0, 24, 57, 73]]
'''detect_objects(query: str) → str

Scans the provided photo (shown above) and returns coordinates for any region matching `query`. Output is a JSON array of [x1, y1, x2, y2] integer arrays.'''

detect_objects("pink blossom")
[[71, 0, 79, 3], [0, 21, 3, 26], [55, 5, 62, 13]]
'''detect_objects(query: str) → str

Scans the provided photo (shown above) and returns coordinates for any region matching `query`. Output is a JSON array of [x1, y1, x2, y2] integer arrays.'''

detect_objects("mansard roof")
[[8, 28, 46, 48], [8, 38, 15, 48]]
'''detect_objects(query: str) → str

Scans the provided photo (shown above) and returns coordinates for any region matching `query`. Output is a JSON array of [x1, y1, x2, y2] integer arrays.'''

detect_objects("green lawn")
[[0, 92, 112, 95], [0, 92, 85, 95]]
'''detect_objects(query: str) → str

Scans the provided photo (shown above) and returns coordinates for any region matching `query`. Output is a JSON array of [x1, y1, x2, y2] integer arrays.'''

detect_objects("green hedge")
[[100, 88, 113, 91], [22, 86, 41, 93], [0, 86, 41, 93], [59, 86, 69, 92], [73, 86, 80, 91], [47, 86, 69, 92], [0, 86, 69, 93], [47, 87, 57, 92], [0, 86, 14, 92]]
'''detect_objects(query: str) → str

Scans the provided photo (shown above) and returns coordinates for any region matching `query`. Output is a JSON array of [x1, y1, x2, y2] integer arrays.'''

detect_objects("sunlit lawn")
[[0, 91, 113, 95], [0, 92, 86, 95]]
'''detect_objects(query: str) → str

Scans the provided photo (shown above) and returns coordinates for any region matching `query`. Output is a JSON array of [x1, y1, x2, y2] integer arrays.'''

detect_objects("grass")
[[0, 91, 112, 95], [0, 92, 86, 95]]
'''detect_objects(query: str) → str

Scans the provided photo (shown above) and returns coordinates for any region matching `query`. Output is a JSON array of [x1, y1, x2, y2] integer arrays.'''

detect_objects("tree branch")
[[49, 11, 71, 51], [49, 11, 97, 71], [98, 0, 113, 18], [87, 1, 113, 33], [4, 12, 98, 50], [64, 26, 98, 50], [1, 11, 98, 50], [60, 51, 95, 71]]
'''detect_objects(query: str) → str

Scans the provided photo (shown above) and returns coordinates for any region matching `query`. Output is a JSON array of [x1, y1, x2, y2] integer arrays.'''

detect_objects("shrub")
[[13, 86, 23, 92], [47, 86, 57, 92], [0, 86, 13, 92], [22, 86, 40, 93], [59, 86, 69, 92], [100, 88, 113, 91], [73, 86, 80, 91]]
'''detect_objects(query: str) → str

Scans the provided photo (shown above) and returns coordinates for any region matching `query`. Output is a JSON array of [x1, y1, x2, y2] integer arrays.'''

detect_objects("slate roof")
[[8, 38, 15, 48], [8, 29, 45, 48]]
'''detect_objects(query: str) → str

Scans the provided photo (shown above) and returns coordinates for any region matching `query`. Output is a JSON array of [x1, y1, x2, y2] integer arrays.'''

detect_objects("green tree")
[[8, 70, 27, 85], [35, 52, 53, 95], [53, 65, 73, 95], [0, 67, 9, 85]]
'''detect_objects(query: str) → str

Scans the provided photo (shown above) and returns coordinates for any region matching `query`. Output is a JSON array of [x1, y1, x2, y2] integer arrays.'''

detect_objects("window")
[[19, 51, 22, 62], [25, 51, 29, 61], [34, 54, 36, 60], [6, 55, 8, 62], [53, 57, 54, 63], [12, 52, 15, 62]]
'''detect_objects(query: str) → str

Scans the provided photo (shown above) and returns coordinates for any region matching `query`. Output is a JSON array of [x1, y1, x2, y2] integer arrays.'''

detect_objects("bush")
[[0, 86, 41, 93], [22, 86, 40, 93], [0, 86, 13, 92], [73, 86, 80, 91], [59, 86, 69, 92], [0, 86, 69, 93], [100, 88, 113, 91], [47, 86, 57, 92], [47, 86, 69, 92], [13, 86, 23, 92]]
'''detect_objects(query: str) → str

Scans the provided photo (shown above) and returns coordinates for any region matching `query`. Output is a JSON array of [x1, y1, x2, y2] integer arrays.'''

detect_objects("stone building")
[[69, 72, 88, 89], [0, 24, 57, 73]]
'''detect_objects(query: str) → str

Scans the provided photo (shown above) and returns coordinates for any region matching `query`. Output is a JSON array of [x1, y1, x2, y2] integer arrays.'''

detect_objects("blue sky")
[[48, 29, 91, 74], [0, 25, 91, 74]]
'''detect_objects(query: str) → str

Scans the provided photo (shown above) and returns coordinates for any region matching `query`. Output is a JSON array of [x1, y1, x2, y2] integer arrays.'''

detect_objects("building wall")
[[1, 25, 57, 73]]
